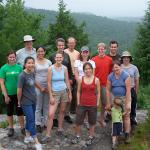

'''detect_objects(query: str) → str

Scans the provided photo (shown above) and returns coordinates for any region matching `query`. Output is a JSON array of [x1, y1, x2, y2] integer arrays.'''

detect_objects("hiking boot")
[[64, 115, 73, 124], [41, 136, 51, 144], [125, 133, 131, 144], [53, 119, 58, 127], [86, 136, 95, 146], [36, 125, 42, 133], [7, 128, 14, 137], [71, 136, 81, 144], [21, 128, 26, 135]]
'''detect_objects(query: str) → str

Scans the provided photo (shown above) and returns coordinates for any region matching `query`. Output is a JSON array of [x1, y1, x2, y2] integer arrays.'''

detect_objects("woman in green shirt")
[[0, 51, 25, 137]]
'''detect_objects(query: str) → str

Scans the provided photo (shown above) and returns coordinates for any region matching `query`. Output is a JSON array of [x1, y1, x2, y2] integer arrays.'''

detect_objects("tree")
[[134, 1, 150, 85], [46, 0, 88, 53], [0, 0, 47, 66]]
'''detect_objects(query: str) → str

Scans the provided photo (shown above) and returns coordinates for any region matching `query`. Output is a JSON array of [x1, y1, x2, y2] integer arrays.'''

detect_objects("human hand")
[[4, 95, 10, 104], [50, 97, 55, 105]]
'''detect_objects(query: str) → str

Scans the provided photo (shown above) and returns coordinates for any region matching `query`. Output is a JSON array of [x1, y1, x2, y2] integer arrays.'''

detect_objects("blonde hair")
[[97, 42, 106, 49]]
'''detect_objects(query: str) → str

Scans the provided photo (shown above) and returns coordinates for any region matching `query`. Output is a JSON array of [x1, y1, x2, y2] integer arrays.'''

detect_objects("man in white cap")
[[16, 35, 36, 66]]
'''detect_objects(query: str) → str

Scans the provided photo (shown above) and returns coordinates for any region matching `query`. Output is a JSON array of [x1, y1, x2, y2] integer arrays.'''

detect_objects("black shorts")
[[3, 95, 24, 116], [112, 122, 123, 136], [76, 106, 97, 125]]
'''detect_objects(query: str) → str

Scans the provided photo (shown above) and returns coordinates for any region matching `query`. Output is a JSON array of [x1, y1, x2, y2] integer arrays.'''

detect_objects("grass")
[[118, 112, 150, 150]]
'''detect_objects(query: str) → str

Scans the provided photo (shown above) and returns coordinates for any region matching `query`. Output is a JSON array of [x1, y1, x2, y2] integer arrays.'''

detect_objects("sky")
[[24, 0, 149, 17]]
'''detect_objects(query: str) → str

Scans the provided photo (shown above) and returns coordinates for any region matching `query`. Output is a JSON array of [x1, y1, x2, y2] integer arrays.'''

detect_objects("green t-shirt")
[[112, 107, 123, 123], [0, 63, 22, 95]]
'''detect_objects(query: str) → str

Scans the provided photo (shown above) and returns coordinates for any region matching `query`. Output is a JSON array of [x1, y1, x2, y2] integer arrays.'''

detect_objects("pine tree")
[[0, 0, 47, 66], [47, 0, 88, 53], [134, 1, 150, 84]]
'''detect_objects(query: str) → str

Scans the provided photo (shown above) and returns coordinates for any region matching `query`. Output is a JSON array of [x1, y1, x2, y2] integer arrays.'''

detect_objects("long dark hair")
[[83, 62, 93, 71], [23, 56, 35, 69]]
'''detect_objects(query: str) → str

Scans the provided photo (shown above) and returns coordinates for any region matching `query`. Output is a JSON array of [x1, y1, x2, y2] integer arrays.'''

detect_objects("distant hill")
[[111, 17, 143, 22], [26, 8, 138, 53]]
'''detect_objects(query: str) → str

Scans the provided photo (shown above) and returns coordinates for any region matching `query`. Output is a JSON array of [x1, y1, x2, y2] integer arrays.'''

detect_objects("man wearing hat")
[[121, 51, 140, 126], [16, 35, 36, 66]]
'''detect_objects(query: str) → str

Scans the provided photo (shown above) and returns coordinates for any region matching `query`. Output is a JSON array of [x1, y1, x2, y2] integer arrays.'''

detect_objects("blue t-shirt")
[[108, 70, 129, 96], [51, 65, 67, 91]]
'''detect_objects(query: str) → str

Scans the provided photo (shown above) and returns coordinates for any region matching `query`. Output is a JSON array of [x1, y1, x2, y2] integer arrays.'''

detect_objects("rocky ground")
[[0, 110, 148, 150]]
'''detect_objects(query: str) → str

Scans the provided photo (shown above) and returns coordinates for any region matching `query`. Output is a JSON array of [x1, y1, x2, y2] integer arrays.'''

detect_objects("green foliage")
[[137, 85, 150, 109], [0, 0, 47, 66], [118, 112, 150, 150], [46, 0, 88, 53], [134, 2, 150, 85]]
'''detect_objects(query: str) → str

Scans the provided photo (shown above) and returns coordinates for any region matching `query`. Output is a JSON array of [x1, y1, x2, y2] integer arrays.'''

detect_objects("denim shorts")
[[76, 106, 97, 125], [112, 122, 123, 136]]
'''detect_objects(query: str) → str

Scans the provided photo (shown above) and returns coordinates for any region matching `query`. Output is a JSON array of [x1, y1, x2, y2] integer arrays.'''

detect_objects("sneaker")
[[86, 136, 95, 146], [7, 128, 14, 137], [53, 119, 58, 127], [21, 128, 26, 135], [124, 133, 130, 144], [24, 136, 34, 143], [112, 142, 117, 150], [56, 129, 64, 136], [41, 136, 51, 144], [71, 136, 81, 144], [64, 115, 73, 124], [36, 125, 42, 133], [35, 143, 42, 150]]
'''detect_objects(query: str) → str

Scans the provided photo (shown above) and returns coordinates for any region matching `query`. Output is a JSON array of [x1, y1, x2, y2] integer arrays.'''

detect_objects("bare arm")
[[17, 88, 22, 106], [95, 78, 100, 106], [135, 77, 139, 94], [35, 81, 45, 92], [64, 67, 72, 101], [125, 77, 131, 111], [106, 79, 112, 109], [47, 67, 53, 100], [77, 78, 82, 105], [0, 78, 10, 104], [74, 67, 79, 81]]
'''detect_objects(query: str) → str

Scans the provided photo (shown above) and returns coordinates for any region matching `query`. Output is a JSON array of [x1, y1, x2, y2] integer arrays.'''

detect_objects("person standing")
[[17, 57, 42, 150], [41, 52, 72, 143], [72, 62, 100, 145], [121, 51, 140, 126], [106, 60, 131, 144], [92, 43, 112, 127], [16, 35, 36, 66], [49, 38, 73, 125], [64, 37, 80, 114], [0, 51, 25, 137], [107, 40, 121, 62], [35, 46, 52, 132]]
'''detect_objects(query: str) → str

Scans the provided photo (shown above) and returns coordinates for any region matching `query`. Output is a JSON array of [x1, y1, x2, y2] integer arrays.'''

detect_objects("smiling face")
[[113, 64, 121, 74], [7, 53, 16, 65], [83, 63, 93, 76], [122, 56, 130, 65], [81, 50, 89, 59], [67, 38, 76, 50], [109, 43, 118, 55], [24, 58, 35, 72], [97, 45, 105, 57], [55, 53, 63, 64], [36, 47, 45, 59], [57, 41, 65, 52]]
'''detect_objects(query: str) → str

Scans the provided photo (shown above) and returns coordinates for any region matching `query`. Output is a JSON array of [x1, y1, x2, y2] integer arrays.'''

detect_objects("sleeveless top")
[[51, 65, 67, 91], [80, 76, 97, 106]]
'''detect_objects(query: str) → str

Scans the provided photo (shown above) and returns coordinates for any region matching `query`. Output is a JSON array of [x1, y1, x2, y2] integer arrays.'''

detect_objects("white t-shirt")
[[74, 59, 96, 77]]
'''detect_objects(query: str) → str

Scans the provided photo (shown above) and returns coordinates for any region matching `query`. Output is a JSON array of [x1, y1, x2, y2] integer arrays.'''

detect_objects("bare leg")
[[58, 102, 67, 130], [18, 116, 24, 128], [123, 113, 131, 133], [89, 125, 95, 137], [46, 102, 58, 136], [7, 116, 13, 128]]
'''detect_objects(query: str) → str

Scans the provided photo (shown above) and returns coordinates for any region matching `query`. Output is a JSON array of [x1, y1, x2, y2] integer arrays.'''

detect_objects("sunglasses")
[[82, 50, 89, 53]]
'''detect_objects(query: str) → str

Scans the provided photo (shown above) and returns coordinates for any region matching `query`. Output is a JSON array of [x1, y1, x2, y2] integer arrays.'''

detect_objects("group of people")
[[0, 35, 140, 150]]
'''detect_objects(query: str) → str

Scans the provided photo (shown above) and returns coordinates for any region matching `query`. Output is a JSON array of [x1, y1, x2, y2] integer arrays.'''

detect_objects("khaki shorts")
[[52, 89, 68, 103]]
